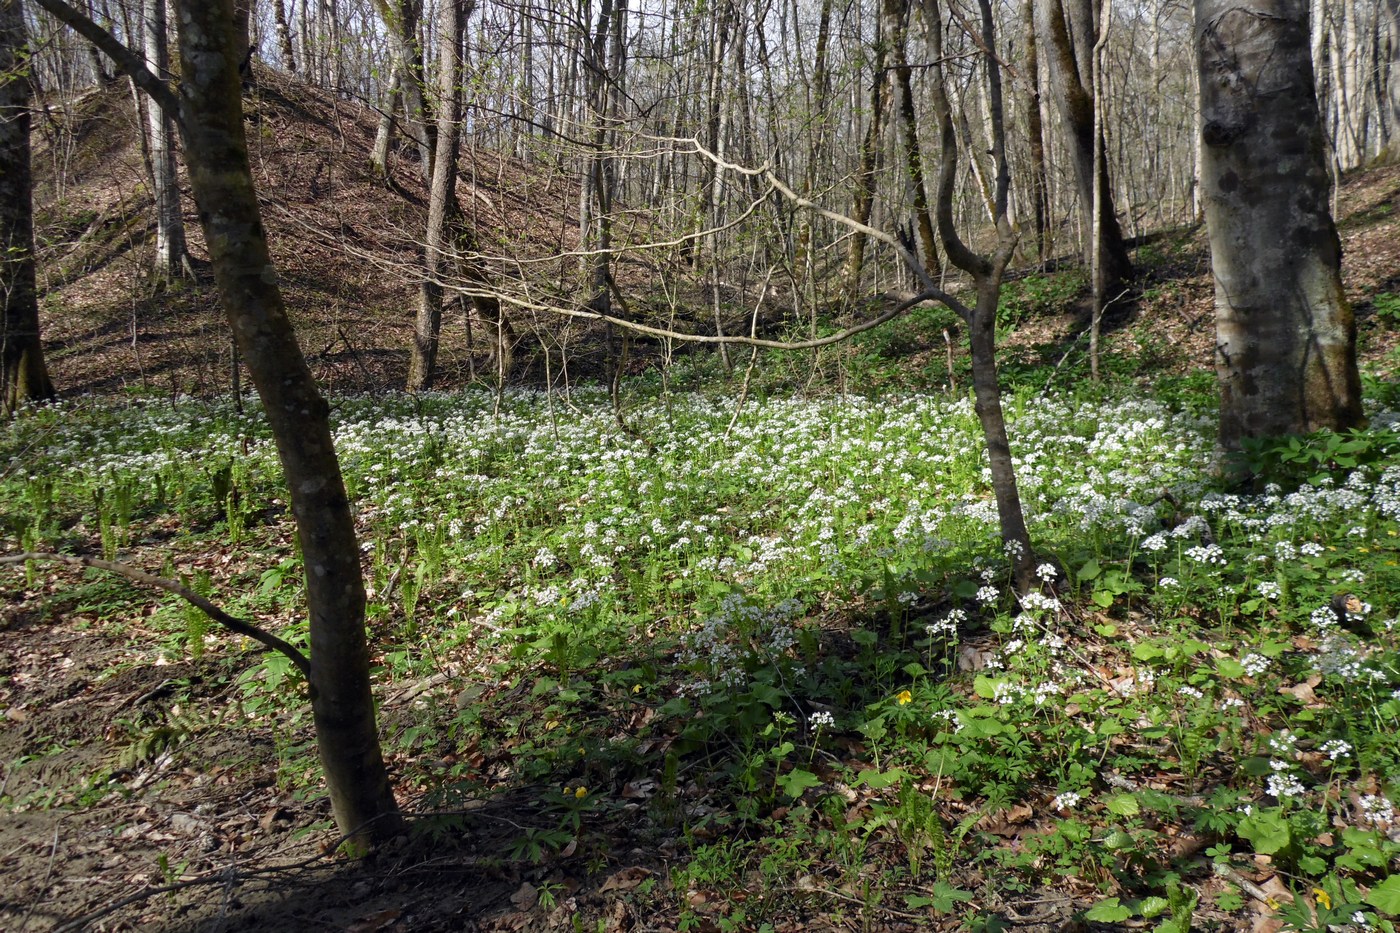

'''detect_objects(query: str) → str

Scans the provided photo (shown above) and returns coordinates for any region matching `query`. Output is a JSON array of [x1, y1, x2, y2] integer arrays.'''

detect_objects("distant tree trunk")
[[1022, 0, 1050, 262], [1, 0, 57, 415], [842, 15, 890, 303], [142, 0, 187, 279], [371, 0, 433, 178], [884, 0, 938, 279], [1037, 0, 1133, 289], [1196, 0, 1363, 450], [1386, 0, 1400, 158], [407, 0, 468, 391], [273, 0, 295, 72]]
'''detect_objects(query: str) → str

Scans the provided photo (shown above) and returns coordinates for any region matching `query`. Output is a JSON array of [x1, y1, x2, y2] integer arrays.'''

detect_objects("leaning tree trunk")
[[0, 0, 57, 415], [1196, 0, 1363, 449], [406, 0, 467, 391], [170, 0, 404, 841]]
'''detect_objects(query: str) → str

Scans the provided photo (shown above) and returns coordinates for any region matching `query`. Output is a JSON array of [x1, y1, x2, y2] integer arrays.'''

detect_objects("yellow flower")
[[1313, 888, 1331, 910], [896, 690, 913, 706], [574, 786, 588, 799]]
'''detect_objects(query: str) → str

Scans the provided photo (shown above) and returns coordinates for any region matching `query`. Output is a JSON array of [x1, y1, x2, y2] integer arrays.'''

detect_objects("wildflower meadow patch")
[[4, 382, 1400, 930]]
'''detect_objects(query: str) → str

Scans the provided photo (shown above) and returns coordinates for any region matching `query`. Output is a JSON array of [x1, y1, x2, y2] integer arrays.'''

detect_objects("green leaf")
[[1092, 589, 1115, 608], [1085, 898, 1133, 922], [1106, 793, 1141, 817], [1078, 558, 1103, 582], [1366, 876, 1400, 915], [1138, 896, 1169, 919], [1216, 658, 1246, 679], [777, 768, 822, 798], [974, 676, 1003, 699], [856, 767, 909, 790], [1094, 622, 1119, 637], [1132, 641, 1165, 662], [1237, 810, 1292, 855], [1103, 829, 1136, 849]]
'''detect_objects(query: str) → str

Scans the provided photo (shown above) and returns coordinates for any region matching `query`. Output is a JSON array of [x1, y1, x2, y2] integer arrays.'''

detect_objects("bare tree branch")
[[1, 551, 311, 678]]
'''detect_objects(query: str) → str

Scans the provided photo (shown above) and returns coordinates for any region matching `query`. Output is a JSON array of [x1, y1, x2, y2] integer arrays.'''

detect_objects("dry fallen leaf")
[[600, 866, 653, 893], [511, 881, 539, 911]]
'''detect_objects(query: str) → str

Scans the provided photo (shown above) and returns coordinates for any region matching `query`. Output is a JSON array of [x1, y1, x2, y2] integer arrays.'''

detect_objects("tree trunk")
[[143, 0, 187, 279], [371, 0, 432, 177], [407, 0, 467, 391], [1386, 0, 1400, 158], [842, 16, 890, 304], [1037, 0, 1133, 289], [1196, 0, 1363, 450], [884, 0, 938, 280], [1022, 0, 1050, 262], [273, 0, 295, 71], [170, 0, 403, 841], [1, 0, 57, 415], [920, 0, 1036, 592]]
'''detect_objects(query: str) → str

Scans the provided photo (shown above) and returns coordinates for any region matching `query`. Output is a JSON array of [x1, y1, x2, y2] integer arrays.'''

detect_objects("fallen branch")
[[1, 552, 310, 679]]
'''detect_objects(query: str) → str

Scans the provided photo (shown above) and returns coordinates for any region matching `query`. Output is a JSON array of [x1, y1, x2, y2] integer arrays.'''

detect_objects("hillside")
[[27, 70, 1400, 401]]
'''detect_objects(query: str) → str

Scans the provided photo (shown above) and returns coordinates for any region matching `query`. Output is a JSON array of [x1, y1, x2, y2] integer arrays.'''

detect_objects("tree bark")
[[161, 0, 402, 841], [143, 0, 187, 279], [1196, 0, 1363, 450], [842, 14, 890, 304], [920, 0, 1036, 592], [1022, 0, 1050, 262], [1036, 0, 1133, 289], [1, 0, 57, 415], [273, 0, 295, 72], [407, 0, 467, 391], [884, 0, 938, 280]]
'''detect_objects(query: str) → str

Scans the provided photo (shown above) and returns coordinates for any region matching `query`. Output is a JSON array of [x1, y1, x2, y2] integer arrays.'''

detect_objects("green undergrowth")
[[4, 371, 1400, 930]]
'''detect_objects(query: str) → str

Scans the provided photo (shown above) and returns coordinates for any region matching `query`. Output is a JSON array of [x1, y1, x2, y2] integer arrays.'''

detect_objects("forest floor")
[[7, 73, 1400, 933]]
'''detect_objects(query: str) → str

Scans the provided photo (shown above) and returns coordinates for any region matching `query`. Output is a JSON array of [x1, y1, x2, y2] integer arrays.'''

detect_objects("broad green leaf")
[[1366, 876, 1400, 915], [1085, 898, 1133, 922], [1133, 641, 1165, 662], [1216, 658, 1246, 678], [1078, 558, 1103, 582], [1106, 793, 1141, 817], [1138, 896, 1169, 919], [856, 767, 909, 790], [777, 768, 822, 798], [1237, 810, 1292, 855]]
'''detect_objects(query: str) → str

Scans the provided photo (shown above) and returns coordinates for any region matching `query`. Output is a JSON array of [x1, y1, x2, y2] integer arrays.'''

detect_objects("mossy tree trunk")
[[1196, 0, 1363, 450], [0, 0, 57, 416]]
